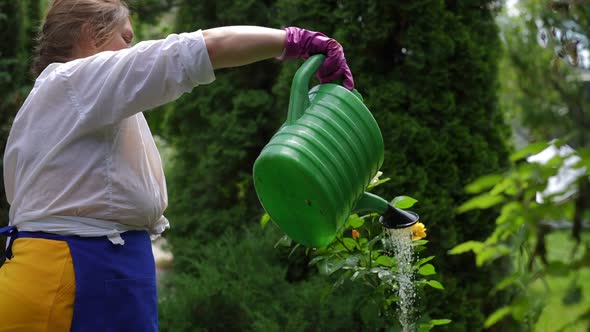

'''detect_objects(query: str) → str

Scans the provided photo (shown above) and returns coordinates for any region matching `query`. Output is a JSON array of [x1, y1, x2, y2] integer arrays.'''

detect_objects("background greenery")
[[1, 0, 588, 331]]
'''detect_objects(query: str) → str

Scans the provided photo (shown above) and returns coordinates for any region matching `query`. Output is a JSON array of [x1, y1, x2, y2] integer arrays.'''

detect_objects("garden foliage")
[[0, 0, 40, 265], [160, 1, 515, 330], [451, 1, 590, 329]]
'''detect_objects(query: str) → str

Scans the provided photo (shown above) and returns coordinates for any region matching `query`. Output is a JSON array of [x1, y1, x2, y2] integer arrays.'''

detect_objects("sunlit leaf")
[[342, 238, 358, 250], [417, 256, 435, 267], [510, 141, 550, 162], [457, 193, 504, 213], [413, 239, 429, 246], [391, 196, 418, 209], [346, 214, 364, 228], [418, 264, 436, 276], [544, 154, 564, 168], [430, 319, 451, 325], [374, 255, 395, 267], [511, 295, 531, 321], [496, 202, 523, 225], [490, 178, 516, 196], [484, 306, 512, 328], [448, 241, 484, 255], [475, 245, 510, 266], [426, 280, 444, 290], [260, 213, 271, 229], [465, 174, 504, 194]]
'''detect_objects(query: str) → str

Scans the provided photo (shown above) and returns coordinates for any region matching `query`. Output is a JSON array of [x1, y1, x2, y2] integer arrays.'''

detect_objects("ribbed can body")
[[254, 84, 384, 247]]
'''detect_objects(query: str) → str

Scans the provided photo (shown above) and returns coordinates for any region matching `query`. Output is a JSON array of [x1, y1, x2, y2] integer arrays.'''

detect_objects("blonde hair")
[[32, 0, 129, 76]]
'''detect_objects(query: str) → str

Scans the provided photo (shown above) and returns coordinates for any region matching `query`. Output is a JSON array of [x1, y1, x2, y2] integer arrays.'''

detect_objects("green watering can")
[[253, 54, 418, 248]]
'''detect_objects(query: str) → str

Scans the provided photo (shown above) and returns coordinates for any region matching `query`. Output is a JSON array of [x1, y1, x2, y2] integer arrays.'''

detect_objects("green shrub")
[[159, 225, 378, 331], [159, 1, 516, 330]]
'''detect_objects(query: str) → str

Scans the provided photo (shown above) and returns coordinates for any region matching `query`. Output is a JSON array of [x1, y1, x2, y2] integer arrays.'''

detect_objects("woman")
[[0, 0, 353, 331]]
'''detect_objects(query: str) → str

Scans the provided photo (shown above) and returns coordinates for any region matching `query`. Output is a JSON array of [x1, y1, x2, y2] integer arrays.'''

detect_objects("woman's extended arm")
[[203, 26, 354, 90], [203, 26, 286, 69], [58, 26, 353, 130]]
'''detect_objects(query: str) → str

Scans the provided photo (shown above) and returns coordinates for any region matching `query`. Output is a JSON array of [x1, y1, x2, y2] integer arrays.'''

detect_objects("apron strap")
[[0, 226, 18, 259]]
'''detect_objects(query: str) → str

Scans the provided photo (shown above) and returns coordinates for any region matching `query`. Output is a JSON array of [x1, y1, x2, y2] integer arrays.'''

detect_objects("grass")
[[530, 230, 590, 332]]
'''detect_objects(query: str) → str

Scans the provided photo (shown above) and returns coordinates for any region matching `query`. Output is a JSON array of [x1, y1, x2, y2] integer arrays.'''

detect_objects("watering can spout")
[[353, 192, 419, 229]]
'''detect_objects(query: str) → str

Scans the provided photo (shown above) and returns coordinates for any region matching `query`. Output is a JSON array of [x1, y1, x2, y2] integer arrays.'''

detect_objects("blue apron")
[[1, 225, 158, 332]]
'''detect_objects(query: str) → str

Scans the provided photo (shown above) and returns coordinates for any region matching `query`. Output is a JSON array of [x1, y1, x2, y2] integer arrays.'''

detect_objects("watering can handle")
[[287, 54, 363, 125], [287, 54, 326, 125]]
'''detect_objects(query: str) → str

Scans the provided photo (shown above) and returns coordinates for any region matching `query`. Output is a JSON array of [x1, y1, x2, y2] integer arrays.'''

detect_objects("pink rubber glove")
[[278, 27, 355, 90]]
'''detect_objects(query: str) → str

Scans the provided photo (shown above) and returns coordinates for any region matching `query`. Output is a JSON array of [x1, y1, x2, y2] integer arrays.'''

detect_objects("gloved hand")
[[278, 27, 355, 90]]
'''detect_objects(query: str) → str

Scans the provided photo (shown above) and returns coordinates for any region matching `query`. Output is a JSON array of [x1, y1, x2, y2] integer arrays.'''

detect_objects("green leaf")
[[412, 239, 429, 246], [490, 178, 517, 196], [427, 280, 444, 290], [342, 238, 358, 250], [484, 306, 512, 328], [385, 295, 400, 306], [418, 324, 433, 332], [317, 259, 345, 275], [510, 141, 550, 162], [448, 241, 484, 255], [414, 246, 427, 253], [374, 255, 395, 267], [418, 264, 436, 276], [260, 213, 271, 229], [308, 255, 327, 266], [457, 193, 504, 213], [344, 255, 360, 268], [346, 214, 364, 228], [465, 174, 504, 194], [475, 245, 510, 266], [430, 319, 451, 325], [417, 256, 435, 266], [351, 270, 367, 281], [391, 196, 418, 209]]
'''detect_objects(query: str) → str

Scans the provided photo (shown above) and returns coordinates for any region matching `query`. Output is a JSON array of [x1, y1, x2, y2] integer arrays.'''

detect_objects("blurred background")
[[1, 0, 589, 331]]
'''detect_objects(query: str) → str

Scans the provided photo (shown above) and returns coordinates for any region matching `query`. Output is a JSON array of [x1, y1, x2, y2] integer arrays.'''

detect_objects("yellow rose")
[[411, 222, 427, 241]]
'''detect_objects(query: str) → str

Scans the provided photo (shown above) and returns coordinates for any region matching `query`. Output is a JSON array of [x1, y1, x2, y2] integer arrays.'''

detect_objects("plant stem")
[[336, 237, 353, 253]]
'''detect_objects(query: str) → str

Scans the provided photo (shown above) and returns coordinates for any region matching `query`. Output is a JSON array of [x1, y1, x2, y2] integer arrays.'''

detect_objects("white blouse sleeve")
[[58, 30, 215, 128]]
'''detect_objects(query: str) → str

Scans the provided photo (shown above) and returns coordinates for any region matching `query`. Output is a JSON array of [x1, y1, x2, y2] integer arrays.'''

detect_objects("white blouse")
[[3, 30, 215, 244]]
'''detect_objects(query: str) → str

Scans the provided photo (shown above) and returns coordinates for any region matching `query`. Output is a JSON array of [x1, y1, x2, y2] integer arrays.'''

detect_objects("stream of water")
[[383, 227, 417, 332]]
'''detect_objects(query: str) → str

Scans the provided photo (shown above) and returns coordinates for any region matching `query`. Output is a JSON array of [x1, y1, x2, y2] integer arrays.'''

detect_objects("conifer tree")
[[161, 1, 514, 329]]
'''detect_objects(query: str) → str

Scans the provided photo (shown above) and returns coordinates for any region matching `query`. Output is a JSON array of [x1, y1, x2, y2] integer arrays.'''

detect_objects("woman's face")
[[97, 17, 134, 53]]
